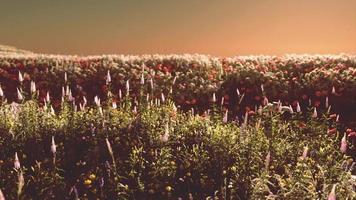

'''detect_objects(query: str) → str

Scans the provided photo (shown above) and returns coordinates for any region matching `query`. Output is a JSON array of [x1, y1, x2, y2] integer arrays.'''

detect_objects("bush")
[[0, 91, 354, 199], [0, 54, 355, 126]]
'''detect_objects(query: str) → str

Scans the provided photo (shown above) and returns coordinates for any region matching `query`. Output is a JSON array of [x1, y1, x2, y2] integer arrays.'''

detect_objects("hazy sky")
[[1, 0, 355, 56]]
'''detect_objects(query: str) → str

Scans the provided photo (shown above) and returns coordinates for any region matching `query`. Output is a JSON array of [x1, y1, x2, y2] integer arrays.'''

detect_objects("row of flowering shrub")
[[0, 53, 355, 126], [0, 90, 355, 199]]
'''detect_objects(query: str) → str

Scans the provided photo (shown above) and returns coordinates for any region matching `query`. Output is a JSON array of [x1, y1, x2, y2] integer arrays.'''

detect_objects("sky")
[[1, 0, 356, 56]]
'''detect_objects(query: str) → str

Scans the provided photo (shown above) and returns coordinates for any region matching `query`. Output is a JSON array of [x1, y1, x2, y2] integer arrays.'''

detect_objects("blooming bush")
[[0, 54, 355, 127], [0, 88, 355, 199]]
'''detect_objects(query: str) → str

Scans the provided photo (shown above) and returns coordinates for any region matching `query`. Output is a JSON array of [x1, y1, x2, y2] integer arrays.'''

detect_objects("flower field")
[[0, 53, 355, 199]]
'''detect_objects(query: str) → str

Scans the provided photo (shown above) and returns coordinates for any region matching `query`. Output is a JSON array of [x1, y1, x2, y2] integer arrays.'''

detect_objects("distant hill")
[[0, 44, 34, 55]]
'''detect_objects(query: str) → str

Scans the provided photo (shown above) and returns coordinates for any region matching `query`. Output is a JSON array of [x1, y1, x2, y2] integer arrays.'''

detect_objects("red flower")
[[348, 132, 356, 138]]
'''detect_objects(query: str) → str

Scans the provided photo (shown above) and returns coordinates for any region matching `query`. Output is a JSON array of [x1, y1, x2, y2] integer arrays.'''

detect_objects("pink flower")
[[327, 184, 336, 200], [340, 133, 347, 153], [301, 146, 308, 159]]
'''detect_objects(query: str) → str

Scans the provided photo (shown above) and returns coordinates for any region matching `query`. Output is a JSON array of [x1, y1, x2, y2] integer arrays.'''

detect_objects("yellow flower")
[[89, 174, 96, 180], [84, 179, 92, 185], [165, 186, 172, 192]]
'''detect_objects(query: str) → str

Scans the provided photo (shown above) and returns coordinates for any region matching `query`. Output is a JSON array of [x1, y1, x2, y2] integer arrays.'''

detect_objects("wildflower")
[[312, 107, 317, 118], [61, 86, 65, 97], [69, 186, 78, 199], [84, 179, 92, 185], [348, 131, 356, 138], [340, 133, 347, 153], [327, 184, 336, 200], [94, 96, 100, 107], [265, 151, 271, 169], [17, 171, 24, 197], [105, 138, 113, 156], [118, 89, 122, 99], [64, 72, 67, 83], [112, 101, 117, 109], [83, 96, 87, 106], [89, 174, 96, 180], [51, 136, 56, 154], [30, 81, 36, 94], [262, 97, 269, 106], [301, 146, 308, 159], [296, 101, 301, 112], [99, 177, 104, 188], [327, 105, 332, 114], [50, 106, 55, 115], [331, 86, 336, 95], [126, 80, 130, 95], [106, 70, 111, 84], [140, 73, 145, 85], [289, 105, 294, 114], [17, 88, 23, 101], [0, 85, 3, 97], [336, 114, 340, 122], [150, 78, 154, 90], [327, 128, 337, 135], [236, 88, 240, 96], [18, 71, 23, 82], [325, 96, 329, 108], [46, 92, 50, 103], [14, 152, 20, 170], [0, 189, 4, 200], [212, 93, 216, 103], [165, 185, 172, 192], [161, 93, 165, 102], [223, 109, 228, 123], [160, 124, 169, 142]]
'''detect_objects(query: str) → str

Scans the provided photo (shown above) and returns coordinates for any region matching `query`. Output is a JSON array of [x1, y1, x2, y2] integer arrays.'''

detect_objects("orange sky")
[[1, 0, 355, 56]]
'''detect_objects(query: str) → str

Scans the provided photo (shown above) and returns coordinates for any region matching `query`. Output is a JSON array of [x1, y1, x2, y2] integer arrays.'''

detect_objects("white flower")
[[223, 109, 228, 123], [14, 152, 20, 170], [0, 85, 3, 97], [160, 124, 170, 142], [17, 88, 23, 101], [236, 88, 240, 96], [296, 102, 301, 113], [105, 138, 113, 156], [161, 93, 165, 102], [112, 101, 117, 109], [212, 93, 216, 103], [46, 92, 50, 102], [94, 96, 101, 107], [331, 86, 336, 95], [312, 107, 317, 118], [126, 80, 130, 95], [140, 73, 145, 85], [118, 89, 122, 99], [0, 188, 5, 200], [30, 81, 36, 94], [106, 70, 111, 84], [18, 71, 23, 82], [51, 136, 56, 154], [64, 72, 68, 83]]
